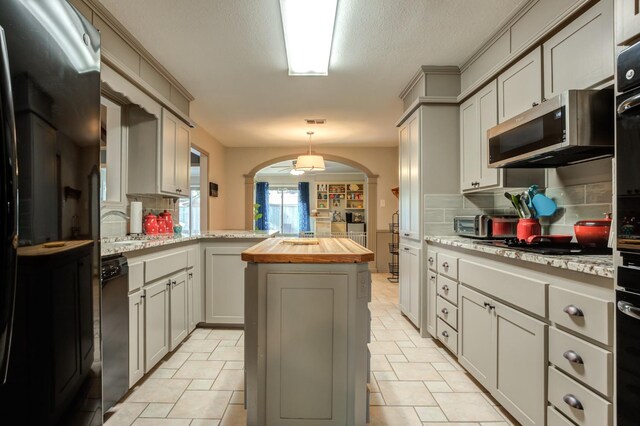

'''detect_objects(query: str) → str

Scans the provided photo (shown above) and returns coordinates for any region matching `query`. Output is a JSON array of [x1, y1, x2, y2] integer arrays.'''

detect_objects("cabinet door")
[[161, 109, 178, 194], [205, 247, 245, 324], [408, 116, 421, 240], [616, 0, 640, 45], [144, 279, 170, 371], [408, 246, 420, 326], [398, 122, 411, 236], [265, 273, 348, 425], [477, 80, 499, 188], [170, 271, 188, 351], [187, 269, 195, 333], [398, 245, 410, 315], [425, 271, 438, 337], [175, 121, 190, 195], [544, 0, 613, 99], [458, 285, 494, 390], [128, 291, 145, 388], [498, 47, 542, 123], [460, 94, 481, 191], [492, 300, 547, 426]]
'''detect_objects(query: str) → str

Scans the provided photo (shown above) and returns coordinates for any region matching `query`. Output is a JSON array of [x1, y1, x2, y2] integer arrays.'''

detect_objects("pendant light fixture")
[[296, 131, 325, 171]]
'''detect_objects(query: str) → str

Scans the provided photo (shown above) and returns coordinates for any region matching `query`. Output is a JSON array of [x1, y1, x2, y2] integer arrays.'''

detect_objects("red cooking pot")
[[574, 213, 612, 248]]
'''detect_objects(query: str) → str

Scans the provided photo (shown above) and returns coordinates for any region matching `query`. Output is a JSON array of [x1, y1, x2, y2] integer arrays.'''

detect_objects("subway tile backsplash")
[[100, 195, 179, 238], [424, 181, 613, 238]]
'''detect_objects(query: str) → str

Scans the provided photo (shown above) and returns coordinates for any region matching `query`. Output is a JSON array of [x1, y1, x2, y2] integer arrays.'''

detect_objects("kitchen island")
[[242, 238, 374, 426]]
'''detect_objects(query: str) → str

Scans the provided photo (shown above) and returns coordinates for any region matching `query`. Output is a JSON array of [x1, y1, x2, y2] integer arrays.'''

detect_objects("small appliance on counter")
[[454, 215, 518, 239]]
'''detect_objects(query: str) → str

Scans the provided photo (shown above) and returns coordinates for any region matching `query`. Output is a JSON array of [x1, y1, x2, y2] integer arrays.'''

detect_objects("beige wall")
[[191, 126, 227, 229], [225, 147, 399, 231]]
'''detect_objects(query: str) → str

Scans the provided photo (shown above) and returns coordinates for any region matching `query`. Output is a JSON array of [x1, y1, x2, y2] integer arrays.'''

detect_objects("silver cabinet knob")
[[562, 350, 584, 365], [563, 305, 584, 317], [188, 272, 193, 278], [442, 262, 449, 269], [428, 257, 434, 265], [441, 330, 449, 338], [563, 394, 584, 410], [532, 101, 540, 107], [441, 308, 448, 315], [442, 285, 449, 292]]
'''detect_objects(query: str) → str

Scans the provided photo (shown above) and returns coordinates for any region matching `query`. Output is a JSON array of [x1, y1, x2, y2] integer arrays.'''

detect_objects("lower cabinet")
[[144, 278, 170, 371], [398, 243, 420, 327], [205, 246, 247, 324], [129, 291, 145, 387], [459, 285, 547, 426], [425, 270, 438, 337], [169, 271, 188, 351]]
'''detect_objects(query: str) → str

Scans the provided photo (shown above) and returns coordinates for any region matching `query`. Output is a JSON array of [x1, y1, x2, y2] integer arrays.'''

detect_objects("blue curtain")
[[298, 182, 310, 232], [255, 182, 269, 230]]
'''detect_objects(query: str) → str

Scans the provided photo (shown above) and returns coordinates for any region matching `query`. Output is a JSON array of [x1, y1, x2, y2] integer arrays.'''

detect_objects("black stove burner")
[[478, 238, 612, 255]]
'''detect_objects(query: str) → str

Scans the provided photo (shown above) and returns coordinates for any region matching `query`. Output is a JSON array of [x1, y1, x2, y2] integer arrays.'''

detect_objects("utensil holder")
[[517, 218, 541, 241]]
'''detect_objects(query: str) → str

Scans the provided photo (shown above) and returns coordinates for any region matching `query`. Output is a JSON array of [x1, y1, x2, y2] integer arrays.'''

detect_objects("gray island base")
[[242, 238, 374, 425]]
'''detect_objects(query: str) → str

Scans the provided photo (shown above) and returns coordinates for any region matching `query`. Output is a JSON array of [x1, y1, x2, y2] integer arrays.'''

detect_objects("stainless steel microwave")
[[487, 89, 614, 168]]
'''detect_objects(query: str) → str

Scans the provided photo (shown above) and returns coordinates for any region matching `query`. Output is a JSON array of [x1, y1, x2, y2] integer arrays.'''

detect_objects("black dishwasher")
[[101, 255, 129, 413]]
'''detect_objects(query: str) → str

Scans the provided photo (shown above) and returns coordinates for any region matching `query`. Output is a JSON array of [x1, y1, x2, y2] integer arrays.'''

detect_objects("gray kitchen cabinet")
[[187, 269, 196, 332], [205, 246, 246, 325], [426, 270, 438, 337], [128, 291, 145, 388], [127, 106, 190, 197], [459, 285, 546, 426], [398, 244, 420, 327], [616, 0, 640, 45], [398, 110, 420, 241], [498, 47, 542, 123], [169, 270, 188, 351], [144, 278, 170, 371], [543, 0, 614, 99]]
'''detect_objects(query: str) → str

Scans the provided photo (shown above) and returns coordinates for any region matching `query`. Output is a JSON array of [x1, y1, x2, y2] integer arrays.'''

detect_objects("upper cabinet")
[[543, 0, 614, 99], [398, 109, 421, 241], [616, 0, 640, 45], [498, 48, 543, 123], [128, 106, 191, 197]]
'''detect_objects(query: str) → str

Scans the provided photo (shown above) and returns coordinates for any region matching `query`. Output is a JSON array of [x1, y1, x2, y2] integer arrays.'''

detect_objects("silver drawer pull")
[[563, 305, 584, 317], [618, 301, 640, 320], [562, 350, 584, 365], [442, 262, 449, 269], [441, 308, 448, 315], [563, 394, 584, 410], [441, 330, 449, 338], [441, 285, 449, 292], [428, 256, 434, 264]]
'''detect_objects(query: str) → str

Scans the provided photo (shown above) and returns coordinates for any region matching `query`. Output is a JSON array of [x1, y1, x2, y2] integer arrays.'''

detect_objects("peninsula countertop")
[[241, 237, 374, 263], [425, 236, 614, 279], [101, 230, 278, 256]]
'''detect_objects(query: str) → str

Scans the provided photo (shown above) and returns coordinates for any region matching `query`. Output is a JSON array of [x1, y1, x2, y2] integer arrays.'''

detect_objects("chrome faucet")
[[101, 210, 130, 220]]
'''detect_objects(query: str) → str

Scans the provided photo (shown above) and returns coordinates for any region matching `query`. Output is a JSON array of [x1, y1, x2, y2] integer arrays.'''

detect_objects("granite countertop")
[[425, 236, 614, 279], [101, 230, 279, 257]]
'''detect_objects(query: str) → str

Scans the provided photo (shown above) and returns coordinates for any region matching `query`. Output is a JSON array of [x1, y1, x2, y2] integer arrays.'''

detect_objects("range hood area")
[[487, 88, 614, 168]]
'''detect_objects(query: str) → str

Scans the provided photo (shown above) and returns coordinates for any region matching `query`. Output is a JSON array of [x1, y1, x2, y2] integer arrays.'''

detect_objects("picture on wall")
[[209, 182, 218, 197]]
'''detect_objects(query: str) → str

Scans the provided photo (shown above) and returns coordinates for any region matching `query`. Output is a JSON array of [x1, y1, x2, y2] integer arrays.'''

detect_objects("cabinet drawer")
[[145, 250, 188, 283], [549, 327, 613, 397], [548, 406, 576, 426], [437, 275, 458, 305], [436, 318, 458, 354], [549, 286, 613, 346], [548, 367, 612, 426], [128, 261, 144, 292], [436, 295, 458, 329], [437, 253, 458, 279], [426, 250, 437, 271]]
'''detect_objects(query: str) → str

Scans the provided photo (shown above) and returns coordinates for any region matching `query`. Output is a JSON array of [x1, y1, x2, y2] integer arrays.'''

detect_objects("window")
[[179, 148, 207, 234], [267, 187, 300, 235]]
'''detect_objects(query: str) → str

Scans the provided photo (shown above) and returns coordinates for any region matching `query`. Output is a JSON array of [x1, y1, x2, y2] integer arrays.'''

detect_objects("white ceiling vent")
[[304, 118, 327, 125]]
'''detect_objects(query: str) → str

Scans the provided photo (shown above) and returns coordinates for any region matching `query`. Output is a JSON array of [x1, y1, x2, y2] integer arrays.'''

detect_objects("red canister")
[[517, 218, 541, 241], [143, 213, 158, 235], [157, 215, 168, 234], [161, 210, 174, 233]]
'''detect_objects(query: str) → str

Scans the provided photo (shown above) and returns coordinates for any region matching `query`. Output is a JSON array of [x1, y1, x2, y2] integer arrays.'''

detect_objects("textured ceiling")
[[97, 0, 525, 147]]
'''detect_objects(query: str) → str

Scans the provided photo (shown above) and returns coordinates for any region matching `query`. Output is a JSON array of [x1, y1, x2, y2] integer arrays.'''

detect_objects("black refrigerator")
[[0, 1, 102, 425]]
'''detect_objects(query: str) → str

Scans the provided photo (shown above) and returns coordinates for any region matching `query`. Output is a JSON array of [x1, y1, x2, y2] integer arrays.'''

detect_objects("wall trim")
[[395, 96, 459, 127], [398, 66, 461, 100], [82, 0, 195, 102]]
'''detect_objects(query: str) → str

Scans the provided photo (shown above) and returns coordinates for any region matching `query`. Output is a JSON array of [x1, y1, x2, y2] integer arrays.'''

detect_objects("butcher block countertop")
[[241, 237, 374, 263]]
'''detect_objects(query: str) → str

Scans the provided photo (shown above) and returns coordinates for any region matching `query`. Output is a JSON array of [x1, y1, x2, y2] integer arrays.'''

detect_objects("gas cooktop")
[[477, 238, 612, 255]]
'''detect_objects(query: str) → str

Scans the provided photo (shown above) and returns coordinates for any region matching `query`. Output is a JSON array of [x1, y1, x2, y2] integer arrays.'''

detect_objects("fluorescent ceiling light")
[[279, 0, 338, 76]]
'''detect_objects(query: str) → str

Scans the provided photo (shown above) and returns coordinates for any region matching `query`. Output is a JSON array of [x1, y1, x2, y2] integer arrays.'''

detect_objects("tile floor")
[[105, 273, 518, 426]]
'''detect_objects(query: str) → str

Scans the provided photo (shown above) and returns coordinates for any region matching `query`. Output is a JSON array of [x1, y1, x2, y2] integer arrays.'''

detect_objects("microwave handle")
[[618, 92, 640, 116]]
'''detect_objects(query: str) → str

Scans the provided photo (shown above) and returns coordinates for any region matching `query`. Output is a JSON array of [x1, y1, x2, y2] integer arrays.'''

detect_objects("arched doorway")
[[244, 154, 379, 261]]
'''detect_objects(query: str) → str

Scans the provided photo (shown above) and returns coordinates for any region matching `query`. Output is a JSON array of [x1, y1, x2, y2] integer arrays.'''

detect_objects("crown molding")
[[395, 96, 458, 127], [398, 66, 461, 100]]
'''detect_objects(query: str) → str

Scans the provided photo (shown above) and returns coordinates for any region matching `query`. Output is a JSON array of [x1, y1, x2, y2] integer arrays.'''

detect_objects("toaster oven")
[[454, 215, 518, 238]]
